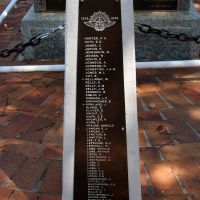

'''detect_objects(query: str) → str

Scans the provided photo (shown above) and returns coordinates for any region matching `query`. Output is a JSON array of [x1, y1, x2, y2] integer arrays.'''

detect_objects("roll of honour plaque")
[[75, 2, 129, 199], [33, 0, 66, 12], [34, 0, 178, 12], [63, 0, 141, 199], [134, 0, 179, 10]]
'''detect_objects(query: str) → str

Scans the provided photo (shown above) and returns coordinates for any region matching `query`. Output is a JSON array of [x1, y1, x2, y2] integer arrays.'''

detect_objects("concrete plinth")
[[135, 3, 200, 61], [21, 6, 64, 61], [21, 1, 200, 61]]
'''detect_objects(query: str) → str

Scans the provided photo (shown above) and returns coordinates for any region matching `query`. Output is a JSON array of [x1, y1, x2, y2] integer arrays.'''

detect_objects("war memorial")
[[21, 0, 200, 61], [20, 0, 200, 199]]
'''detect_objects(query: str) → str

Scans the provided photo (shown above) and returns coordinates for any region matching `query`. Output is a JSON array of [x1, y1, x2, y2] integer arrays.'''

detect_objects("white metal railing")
[[0, 64, 64, 72], [0, 60, 200, 73], [0, 0, 18, 25]]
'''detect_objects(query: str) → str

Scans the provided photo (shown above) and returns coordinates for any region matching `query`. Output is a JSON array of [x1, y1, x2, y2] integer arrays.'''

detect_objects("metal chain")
[[1, 22, 200, 58], [0, 23, 65, 58], [135, 23, 200, 43]]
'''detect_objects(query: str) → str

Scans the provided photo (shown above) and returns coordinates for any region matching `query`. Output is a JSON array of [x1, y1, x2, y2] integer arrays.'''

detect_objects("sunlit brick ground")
[[1, 0, 200, 200], [137, 68, 200, 199]]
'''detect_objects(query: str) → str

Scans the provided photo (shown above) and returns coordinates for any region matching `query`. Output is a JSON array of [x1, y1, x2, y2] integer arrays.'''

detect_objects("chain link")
[[135, 23, 200, 43], [1, 22, 200, 58], [0, 23, 65, 58]]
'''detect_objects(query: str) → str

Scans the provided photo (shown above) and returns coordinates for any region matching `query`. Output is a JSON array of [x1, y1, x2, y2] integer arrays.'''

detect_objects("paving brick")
[[142, 187, 155, 199], [180, 84, 200, 105], [154, 111, 200, 143], [170, 157, 200, 182], [44, 145, 63, 161], [146, 161, 182, 195], [160, 143, 200, 160], [140, 147, 161, 163], [184, 180, 200, 199], [137, 74, 159, 84], [0, 113, 34, 138], [141, 121, 173, 146], [138, 111, 163, 121], [39, 161, 62, 194], [169, 119, 199, 143], [160, 81, 182, 92], [0, 150, 26, 186], [161, 108, 187, 121], [38, 194, 62, 200], [185, 107, 200, 122], [0, 188, 13, 200], [42, 88, 64, 106], [0, 84, 18, 98], [165, 194, 192, 200], [3, 140, 46, 159], [152, 70, 174, 82], [9, 191, 37, 200], [195, 156, 200, 166], [12, 102, 46, 116], [140, 92, 167, 110], [159, 91, 189, 107], [137, 97, 145, 112], [140, 163, 148, 187], [20, 116, 56, 143], [171, 67, 200, 78], [42, 124, 63, 146], [138, 128, 148, 147], [170, 157, 200, 199], [142, 196, 165, 200], [12, 157, 49, 191], [24, 87, 55, 105], [41, 106, 63, 121], [137, 83, 161, 94], [5, 83, 36, 103]]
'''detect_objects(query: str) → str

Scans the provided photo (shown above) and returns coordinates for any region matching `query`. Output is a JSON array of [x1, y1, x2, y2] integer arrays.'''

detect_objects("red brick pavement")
[[1, 0, 200, 200]]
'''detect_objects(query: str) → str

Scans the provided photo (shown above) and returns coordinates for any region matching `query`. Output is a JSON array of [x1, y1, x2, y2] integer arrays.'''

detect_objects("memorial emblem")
[[84, 11, 116, 31]]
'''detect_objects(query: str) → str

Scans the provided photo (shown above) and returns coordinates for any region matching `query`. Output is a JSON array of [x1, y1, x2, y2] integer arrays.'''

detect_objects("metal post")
[[0, 0, 18, 25]]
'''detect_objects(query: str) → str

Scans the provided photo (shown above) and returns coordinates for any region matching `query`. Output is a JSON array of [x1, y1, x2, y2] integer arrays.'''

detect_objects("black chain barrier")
[[0, 35, 41, 58], [135, 23, 200, 43], [1, 23, 200, 59]]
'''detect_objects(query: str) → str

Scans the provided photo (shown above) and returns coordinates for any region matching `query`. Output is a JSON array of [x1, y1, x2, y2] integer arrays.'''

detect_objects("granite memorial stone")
[[21, 0, 200, 61], [33, 0, 65, 12], [33, 0, 188, 12], [135, 0, 200, 61], [134, 0, 179, 10]]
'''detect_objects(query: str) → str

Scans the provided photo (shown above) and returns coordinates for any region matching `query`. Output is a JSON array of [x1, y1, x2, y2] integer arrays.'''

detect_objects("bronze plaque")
[[74, 0, 129, 199], [46, 0, 65, 11], [134, 0, 178, 10]]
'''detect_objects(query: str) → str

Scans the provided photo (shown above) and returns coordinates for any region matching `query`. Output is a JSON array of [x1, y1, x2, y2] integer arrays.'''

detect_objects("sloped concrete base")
[[21, 6, 65, 61], [21, 2, 200, 61]]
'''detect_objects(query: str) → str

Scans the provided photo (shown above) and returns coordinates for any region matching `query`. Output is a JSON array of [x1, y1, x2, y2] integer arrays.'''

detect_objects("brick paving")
[[138, 68, 200, 199], [1, 0, 200, 200]]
